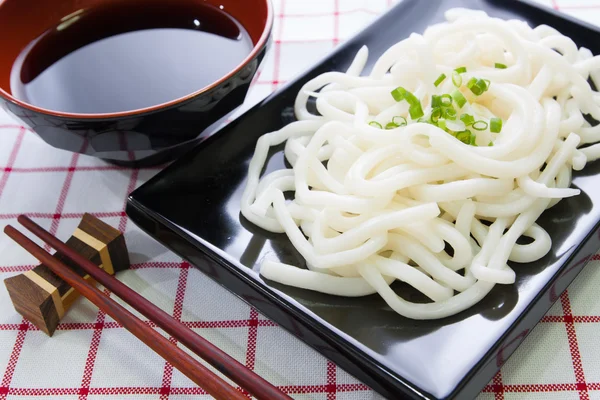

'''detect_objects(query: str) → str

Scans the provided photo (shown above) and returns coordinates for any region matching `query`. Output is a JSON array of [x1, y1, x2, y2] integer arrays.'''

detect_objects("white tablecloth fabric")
[[2, 0, 600, 399]]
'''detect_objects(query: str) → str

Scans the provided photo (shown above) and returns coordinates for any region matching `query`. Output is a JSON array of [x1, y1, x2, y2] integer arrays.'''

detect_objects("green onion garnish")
[[440, 94, 453, 107], [452, 89, 467, 108], [434, 74, 447, 87], [473, 120, 489, 131], [469, 133, 477, 146], [466, 77, 477, 89], [438, 119, 447, 131], [391, 87, 407, 102], [495, 63, 507, 69], [467, 78, 490, 96], [431, 108, 442, 123], [369, 121, 383, 129], [409, 103, 425, 119], [456, 130, 471, 144], [455, 66, 467, 74], [443, 108, 457, 120], [385, 122, 399, 130], [460, 113, 475, 126], [392, 116, 407, 126], [488, 141, 494, 146], [431, 95, 442, 108], [452, 71, 462, 87], [490, 117, 503, 133], [392, 87, 423, 119]]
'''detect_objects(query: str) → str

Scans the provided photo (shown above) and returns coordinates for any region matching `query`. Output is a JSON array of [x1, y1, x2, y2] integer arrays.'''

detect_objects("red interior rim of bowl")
[[0, 0, 274, 120]]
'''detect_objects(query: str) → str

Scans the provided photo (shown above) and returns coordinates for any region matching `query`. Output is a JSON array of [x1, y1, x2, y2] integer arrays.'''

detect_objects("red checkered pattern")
[[1, 0, 600, 399]]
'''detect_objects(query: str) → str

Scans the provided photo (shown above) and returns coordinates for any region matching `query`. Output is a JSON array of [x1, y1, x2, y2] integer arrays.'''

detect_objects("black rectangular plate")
[[126, 1, 600, 398]]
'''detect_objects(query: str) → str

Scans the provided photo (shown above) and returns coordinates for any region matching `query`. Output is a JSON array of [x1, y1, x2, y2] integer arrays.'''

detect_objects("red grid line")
[[118, 168, 138, 232], [1, 165, 162, 173], [326, 361, 336, 400], [333, 0, 340, 46], [0, 383, 373, 396], [244, 308, 259, 371], [78, 303, 107, 399], [276, 8, 380, 19], [483, 383, 600, 392], [560, 291, 589, 400], [270, 2, 286, 92], [0, 128, 25, 197], [491, 371, 504, 400], [159, 261, 189, 399], [0, 126, 31, 400], [0, 211, 126, 221], [0, 324, 22, 331], [0, 319, 278, 332], [46, 151, 80, 252], [0, 260, 174, 273], [0, 322, 29, 400], [184, 319, 277, 329], [0, 125, 31, 131], [542, 315, 600, 323], [255, 79, 288, 86], [0, 264, 36, 273]]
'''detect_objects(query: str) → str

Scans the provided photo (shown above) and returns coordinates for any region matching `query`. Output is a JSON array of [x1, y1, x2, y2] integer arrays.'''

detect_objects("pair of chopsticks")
[[5, 216, 292, 400]]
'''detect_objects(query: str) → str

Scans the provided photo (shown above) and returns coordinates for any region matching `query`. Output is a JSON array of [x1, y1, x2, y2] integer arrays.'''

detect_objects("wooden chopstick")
[[4, 225, 247, 400], [16, 215, 292, 400]]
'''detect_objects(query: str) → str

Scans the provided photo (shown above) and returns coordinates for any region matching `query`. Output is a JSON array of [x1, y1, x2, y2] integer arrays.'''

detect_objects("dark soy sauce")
[[10, 1, 253, 114]]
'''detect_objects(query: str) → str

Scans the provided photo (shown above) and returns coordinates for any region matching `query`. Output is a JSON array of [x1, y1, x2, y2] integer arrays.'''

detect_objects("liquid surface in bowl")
[[9, 1, 253, 114]]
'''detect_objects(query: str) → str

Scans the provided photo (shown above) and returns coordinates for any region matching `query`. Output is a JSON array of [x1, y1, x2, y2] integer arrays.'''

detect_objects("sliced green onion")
[[391, 87, 407, 102], [368, 121, 383, 129], [440, 94, 453, 107], [469, 133, 477, 146], [456, 130, 471, 144], [392, 116, 407, 126], [452, 71, 462, 87], [431, 95, 442, 108], [385, 122, 399, 130], [392, 87, 423, 119], [438, 119, 447, 131], [467, 78, 490, 96], [472, 120, 489, 131], [490, 117, 503, 133], [443, 108, 457, 120], [495, 62, 507, 69], [488, 141, 494, 146], [466, 77, 478, 90], [434, 73, 447, 87], [409, 103, 424, 120], [431, 108, 442, 123], [460, 113, 475, 126], [455, 66, 467, 74], [452, 89, 467, 108]]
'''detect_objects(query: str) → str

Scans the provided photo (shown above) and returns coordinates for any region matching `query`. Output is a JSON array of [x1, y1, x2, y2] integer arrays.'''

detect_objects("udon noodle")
[[240, 8, 600, 319]]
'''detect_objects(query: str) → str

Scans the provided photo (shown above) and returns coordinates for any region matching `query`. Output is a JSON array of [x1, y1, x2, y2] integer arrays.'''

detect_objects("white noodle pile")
[[240, 9, 600, 319]]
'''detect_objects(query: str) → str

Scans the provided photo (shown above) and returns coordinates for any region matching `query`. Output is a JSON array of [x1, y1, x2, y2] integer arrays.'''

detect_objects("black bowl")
[[0, 0, 273, 167]]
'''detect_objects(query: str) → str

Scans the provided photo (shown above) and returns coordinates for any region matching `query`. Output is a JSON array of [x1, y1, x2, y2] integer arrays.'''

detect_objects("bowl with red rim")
[[0, 0, 273, 167]]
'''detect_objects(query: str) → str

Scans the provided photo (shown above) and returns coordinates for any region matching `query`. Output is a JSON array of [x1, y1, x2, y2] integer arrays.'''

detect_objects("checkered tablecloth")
[[2, 0, 600, 399]]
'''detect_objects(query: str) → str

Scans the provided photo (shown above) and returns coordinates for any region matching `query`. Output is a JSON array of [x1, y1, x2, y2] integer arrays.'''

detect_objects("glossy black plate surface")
[[126, 1, 600, 398]]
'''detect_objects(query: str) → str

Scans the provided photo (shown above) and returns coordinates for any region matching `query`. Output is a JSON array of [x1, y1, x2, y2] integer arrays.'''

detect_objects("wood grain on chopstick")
[[16, 215, 292, 400], [4, 225, 246, 400]]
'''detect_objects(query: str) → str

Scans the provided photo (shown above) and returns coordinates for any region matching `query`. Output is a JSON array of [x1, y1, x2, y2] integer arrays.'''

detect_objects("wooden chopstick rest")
[[3, 213, 129, 335]]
